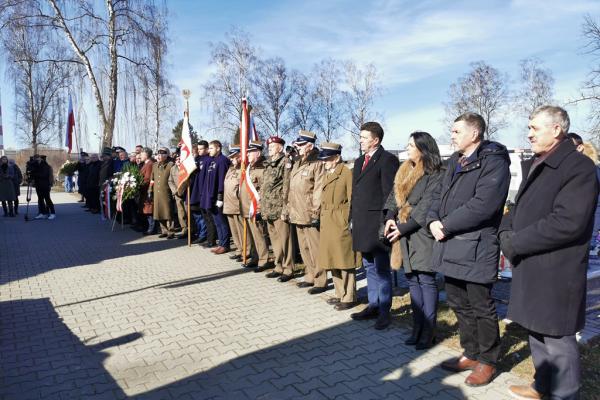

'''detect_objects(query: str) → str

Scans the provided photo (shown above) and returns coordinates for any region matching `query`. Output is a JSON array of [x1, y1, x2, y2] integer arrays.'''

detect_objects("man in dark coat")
[[202, 140, 231, 254], [427, 112, 510, 387], [499, 106, 598, 400], [190, 141, 213, 246], [99, 148, 114, 219], [30, 155, 56, 219], [76, 152, 89, 203], [85, 154, 101, 213], [349, 122, 400, 330]]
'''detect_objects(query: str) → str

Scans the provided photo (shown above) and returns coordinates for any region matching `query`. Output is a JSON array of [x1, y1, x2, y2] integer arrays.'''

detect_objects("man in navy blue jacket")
[[427, 112, 510, 387], [202, 140, 232, 254], [190, 141, 214, 246]]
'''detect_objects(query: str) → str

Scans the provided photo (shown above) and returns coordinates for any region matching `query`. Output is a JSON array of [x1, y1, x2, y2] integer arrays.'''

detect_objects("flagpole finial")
[[182, 89, 191, 117]]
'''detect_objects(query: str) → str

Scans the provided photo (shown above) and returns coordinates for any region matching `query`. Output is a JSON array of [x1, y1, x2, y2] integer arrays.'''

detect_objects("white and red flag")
[[177, 113, 197, 191], [65, 95, 75, 153], [240, 98, 260, 218]]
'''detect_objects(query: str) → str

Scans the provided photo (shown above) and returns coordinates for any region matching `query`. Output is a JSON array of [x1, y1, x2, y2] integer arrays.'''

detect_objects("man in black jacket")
[[427, 112, 510, 386], [500, 106, 598, 400], [85, 154, 101, 214], [30, 155, 56, 220], [349, 122, 400, 330]]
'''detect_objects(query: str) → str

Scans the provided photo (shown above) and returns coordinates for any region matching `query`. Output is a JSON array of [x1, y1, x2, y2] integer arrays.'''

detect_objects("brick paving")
[[1, 190, 537, 399]]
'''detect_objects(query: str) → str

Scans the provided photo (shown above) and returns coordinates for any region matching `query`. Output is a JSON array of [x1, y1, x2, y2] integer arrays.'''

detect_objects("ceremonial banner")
[[177, 113, 197, 191]]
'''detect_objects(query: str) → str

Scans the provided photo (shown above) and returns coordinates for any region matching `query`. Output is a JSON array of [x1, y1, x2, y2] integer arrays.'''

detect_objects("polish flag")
[[65, 95, 75, 153], [177, 113, 197, 190]]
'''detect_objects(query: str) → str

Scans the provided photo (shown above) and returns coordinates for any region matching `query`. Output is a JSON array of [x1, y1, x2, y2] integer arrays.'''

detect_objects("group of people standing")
[[67, 105, 594, 399]]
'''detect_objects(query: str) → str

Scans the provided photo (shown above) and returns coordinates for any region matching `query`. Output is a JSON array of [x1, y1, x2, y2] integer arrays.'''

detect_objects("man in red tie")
[[349, 122, 400, 330]]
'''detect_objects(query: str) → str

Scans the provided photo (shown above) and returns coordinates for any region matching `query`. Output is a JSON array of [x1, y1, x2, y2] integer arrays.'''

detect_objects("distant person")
[[566, 132, 584, 152], [7, 159, 22, 215], [428, 112, 510, 386], [30, 154, 56, 220], [501, 106, 598, 400], [0, 156, 17, 217]]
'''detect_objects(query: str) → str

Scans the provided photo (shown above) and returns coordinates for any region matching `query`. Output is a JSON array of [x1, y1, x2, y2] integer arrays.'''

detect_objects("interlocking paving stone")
[[1, 191, 529, 399]]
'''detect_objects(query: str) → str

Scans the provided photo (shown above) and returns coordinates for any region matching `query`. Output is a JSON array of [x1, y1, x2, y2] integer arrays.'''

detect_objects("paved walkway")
[[0, 191, 528, 399]]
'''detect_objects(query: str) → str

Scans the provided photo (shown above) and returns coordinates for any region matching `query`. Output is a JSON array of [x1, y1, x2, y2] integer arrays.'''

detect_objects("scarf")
[[390, 160, 425, 270]]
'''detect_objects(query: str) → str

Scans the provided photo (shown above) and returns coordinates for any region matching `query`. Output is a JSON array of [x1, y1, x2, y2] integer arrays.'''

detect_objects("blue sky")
[[1, 0, 599, 153]]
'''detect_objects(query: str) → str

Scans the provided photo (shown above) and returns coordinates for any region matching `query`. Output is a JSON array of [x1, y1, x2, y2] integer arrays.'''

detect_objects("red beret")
[[267, 136, 285, 146]]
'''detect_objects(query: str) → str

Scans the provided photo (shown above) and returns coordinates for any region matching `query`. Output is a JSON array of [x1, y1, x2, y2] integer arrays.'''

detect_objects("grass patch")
[[390, 293, 600, 398]]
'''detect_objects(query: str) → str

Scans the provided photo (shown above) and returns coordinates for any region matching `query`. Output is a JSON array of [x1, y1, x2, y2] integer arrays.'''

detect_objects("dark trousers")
[[35, 186, 55, 215], [201, 208, 216, 245], [406, 271, 438, 334], [363, 249, 392, 316], [210, 207, 230, 248], [530, 332, 580, 399], [87, 187, 100, 210], [444, 277, 500, 366], [192, 211, 207, 239]]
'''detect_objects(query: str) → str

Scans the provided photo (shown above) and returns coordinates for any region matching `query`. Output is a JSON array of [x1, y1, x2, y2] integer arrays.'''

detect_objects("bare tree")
[[572, 14, 600, 145], [514, 57, 554, 118], [313, 59, 345, 142], [342, 62, 381, 153], [444, 61, 509, 140], [203, 28, 258, 139], [289, 70, 319, 134], [0, 2, 72, 152], [252, 57, 294, 138]]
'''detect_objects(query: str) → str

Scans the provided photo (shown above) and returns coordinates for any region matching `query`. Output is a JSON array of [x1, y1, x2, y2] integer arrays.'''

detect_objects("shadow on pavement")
[[0, 297, 140, 399]]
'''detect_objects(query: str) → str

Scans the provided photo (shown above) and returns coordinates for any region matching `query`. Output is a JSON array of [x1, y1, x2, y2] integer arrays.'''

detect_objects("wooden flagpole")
[[187, 186, 191, 247]]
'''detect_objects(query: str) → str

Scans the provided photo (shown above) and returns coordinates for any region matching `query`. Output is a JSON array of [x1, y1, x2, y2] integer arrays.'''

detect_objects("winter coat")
[[383, 169, 442, 273], [86, 161, 101, 190], [150, 161, 174, 220], [10, 164, 23, 194], [499, 139, 599, 336], [427, 141, 510, 284], [139, 160, 154, 215], [351, 146, 400, 253], [190, 155, 211, 207], [318, 163, 356, 270], [31, 161, 53, 190], [200, 154, 230, 210], [0, 164, 16, 201], [223, 165, 240, 215], [76, 162, 88, 195], [239, 158, 265, 218], [285, 149, 325, 225], [260, 153, 291, 221], [98, 160, 114, 188]]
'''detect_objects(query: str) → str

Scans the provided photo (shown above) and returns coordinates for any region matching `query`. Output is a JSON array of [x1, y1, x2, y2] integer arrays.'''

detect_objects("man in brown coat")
[[261, 136, 295, 282], [285, 130, 326, 294], [138, 148, 155, 234], [239, 141, 270, 269], [150, 148, 175, 239], [223, 145, 248, 262]]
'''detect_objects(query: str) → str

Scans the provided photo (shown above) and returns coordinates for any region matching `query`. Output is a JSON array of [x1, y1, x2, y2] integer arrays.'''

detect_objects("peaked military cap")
[[318, 142, 343, 160], [294, 130, 317, 145], [248, 140, 264, 151]]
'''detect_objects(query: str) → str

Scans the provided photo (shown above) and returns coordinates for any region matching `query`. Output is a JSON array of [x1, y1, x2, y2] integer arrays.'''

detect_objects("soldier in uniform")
[[223, 145, 247, 262], [239, 140, 271, 270], [285, 130, 327, 294], [150, 147, 175, 239], [317, 143, 357, 309], [262, 136, 295, 282]]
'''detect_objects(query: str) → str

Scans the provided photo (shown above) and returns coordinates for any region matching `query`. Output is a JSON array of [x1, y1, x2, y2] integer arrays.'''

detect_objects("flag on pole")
[[239, 98, 260, 218], [65, 95, 75, 153], [0, 87, 4, 151], [177, 113, 197, 191]]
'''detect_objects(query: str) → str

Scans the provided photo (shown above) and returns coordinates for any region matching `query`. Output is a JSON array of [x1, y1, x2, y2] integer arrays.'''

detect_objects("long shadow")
[[0, 297, 141, 399], [0, 202, 195, 285]]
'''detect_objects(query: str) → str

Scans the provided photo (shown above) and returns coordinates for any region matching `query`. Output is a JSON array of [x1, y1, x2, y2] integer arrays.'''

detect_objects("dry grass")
[[390, 293, 600, 399]]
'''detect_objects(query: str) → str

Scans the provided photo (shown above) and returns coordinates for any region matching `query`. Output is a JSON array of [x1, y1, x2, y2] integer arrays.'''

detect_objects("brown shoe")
[[213, 247, 230, 255], [441, 356, 478, 372], [465, 363, 496, 387], [508, 385, 543, 399]]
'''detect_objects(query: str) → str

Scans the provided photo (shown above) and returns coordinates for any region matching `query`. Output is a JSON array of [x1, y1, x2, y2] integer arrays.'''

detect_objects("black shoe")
[[166, 234, 175, 239], [158, 233, 168, 238], [265, 271, 281, 278], [242, 261, 258, 269], [201, 242, 216, 248], [350, 307, 379, 321], [229, 254, 241, 260], [296, 281, 314, 288], [374, 315, 391, 330], [415, 326, 436, 350], [277, 274, 293, 282], [254, 265, 271, 273], [334, 302, 357, 311], [308, 286, 327, 295], [326, 298, 341, 305], [404, 323, 422, 346]]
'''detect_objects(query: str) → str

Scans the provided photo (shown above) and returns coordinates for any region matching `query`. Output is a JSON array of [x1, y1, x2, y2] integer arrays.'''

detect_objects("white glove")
[[216, 200, 224, 208]]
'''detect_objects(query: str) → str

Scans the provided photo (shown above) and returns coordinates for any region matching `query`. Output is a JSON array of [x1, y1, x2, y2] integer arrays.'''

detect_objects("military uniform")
[[261, 137, 294, 278], [223, 146, 248, 259], [285, 131, 326, 288], [150, 155, 174, 237], [317, 143, 357, 305], [239, 143, 269, 267]]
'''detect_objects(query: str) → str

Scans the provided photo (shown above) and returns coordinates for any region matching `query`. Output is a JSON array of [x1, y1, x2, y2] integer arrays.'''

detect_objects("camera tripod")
[[24, 182, 33, 222]]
